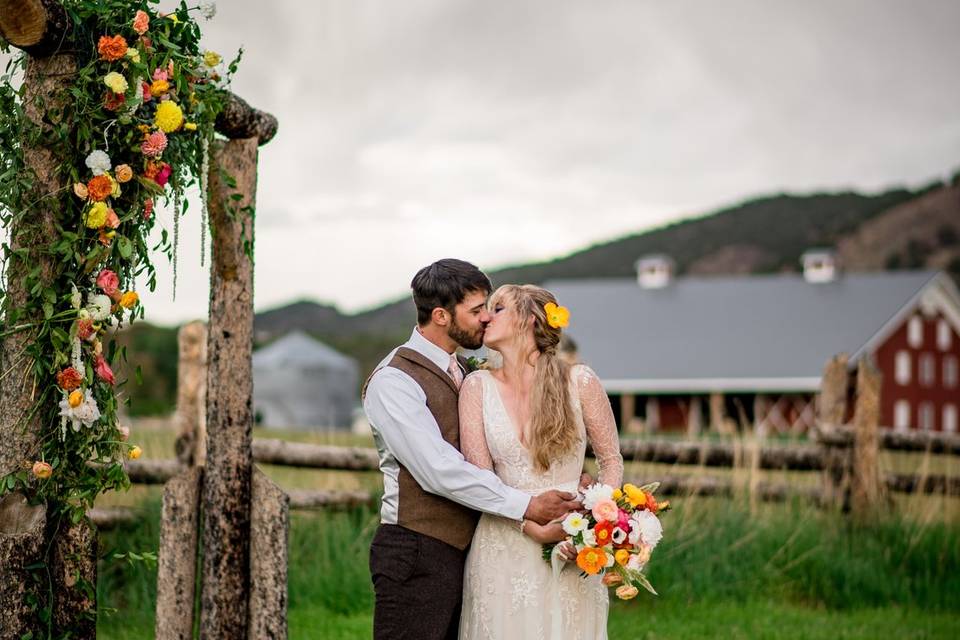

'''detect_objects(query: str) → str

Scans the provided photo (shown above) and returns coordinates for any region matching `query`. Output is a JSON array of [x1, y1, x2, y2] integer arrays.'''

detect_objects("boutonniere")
[[466, 356, 490, 371]]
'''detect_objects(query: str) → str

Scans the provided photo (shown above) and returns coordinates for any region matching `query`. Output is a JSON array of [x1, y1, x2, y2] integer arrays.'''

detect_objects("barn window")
[[894, 400, 911, 432], [937, 319, 953, 351], [895, 351, 911, 385], [945, 356, 958, 388], [908, 316, 923, 348], [919, 402, 935, 431], [943, 405, 958, 434], [919, 354, 936, 387]]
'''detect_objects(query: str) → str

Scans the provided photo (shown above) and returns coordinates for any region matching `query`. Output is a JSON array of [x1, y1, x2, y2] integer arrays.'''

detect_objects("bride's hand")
[[523, 519, 568, 544]]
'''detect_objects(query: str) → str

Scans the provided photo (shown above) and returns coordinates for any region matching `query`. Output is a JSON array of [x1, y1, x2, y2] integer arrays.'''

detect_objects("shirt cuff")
[[500, 488, 531, 521]]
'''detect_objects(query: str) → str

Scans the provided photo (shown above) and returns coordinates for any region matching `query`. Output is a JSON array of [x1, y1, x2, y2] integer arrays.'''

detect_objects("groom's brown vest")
[[367, 347, 480, 550]]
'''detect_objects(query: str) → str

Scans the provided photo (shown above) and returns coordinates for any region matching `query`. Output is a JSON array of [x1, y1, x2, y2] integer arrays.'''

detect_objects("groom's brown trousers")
[[370, 524, 466, 640]]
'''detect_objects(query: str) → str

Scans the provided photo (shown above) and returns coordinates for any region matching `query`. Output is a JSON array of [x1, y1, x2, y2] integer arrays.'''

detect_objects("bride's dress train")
[[457, 365, 623, 640]]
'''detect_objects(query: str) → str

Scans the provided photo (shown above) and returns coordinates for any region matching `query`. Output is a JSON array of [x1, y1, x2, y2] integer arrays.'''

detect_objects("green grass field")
[[94, 424, 960, 639]]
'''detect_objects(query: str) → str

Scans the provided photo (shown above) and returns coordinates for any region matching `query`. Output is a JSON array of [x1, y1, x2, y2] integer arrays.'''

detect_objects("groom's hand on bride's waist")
[[523, 489, 582, 525]]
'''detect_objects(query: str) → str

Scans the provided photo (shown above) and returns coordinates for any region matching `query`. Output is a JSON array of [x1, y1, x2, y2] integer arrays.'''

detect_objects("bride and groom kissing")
[[363, 258, 624, 639]]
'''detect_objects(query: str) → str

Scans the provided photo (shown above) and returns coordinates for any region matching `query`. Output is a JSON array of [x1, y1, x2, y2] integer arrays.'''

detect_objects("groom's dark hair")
[[411, 259, 492, 325]]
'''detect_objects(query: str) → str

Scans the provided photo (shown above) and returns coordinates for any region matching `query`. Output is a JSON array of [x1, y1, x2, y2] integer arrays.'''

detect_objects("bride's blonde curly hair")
[[488, 284, 580, 472]]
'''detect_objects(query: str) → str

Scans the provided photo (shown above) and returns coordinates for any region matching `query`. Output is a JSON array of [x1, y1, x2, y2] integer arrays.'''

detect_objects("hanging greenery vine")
[[0, 0, 238, 523]]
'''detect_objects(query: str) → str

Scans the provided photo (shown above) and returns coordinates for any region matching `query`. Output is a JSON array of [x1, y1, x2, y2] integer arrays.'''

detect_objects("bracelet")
[[519, 518, 527, 535]]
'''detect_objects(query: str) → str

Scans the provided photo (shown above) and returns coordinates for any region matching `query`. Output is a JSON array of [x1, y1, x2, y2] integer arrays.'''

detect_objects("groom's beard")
[[448, 314, 484, 350]]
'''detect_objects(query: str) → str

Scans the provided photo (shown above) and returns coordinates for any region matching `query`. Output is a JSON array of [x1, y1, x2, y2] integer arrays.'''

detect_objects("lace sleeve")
[[576, 365, 624, 486], [459, 372, 494, 471]]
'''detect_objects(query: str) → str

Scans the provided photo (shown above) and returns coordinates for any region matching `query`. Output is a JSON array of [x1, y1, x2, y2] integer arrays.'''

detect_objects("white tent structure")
[[252, 330, 359, 430]]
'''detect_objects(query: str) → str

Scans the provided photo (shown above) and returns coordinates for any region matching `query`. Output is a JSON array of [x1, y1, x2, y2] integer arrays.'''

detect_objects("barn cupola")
[[801, 249, 841, 283], [635, 254, 675, 289]]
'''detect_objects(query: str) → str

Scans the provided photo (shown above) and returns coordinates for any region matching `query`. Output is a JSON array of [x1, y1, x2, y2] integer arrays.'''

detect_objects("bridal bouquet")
[[543, 482, 671, 600]]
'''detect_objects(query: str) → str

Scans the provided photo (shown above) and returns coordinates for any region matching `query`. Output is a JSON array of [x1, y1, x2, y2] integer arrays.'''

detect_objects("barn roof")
[[543, 270, 950, 393], [253, 330, 357, 371]]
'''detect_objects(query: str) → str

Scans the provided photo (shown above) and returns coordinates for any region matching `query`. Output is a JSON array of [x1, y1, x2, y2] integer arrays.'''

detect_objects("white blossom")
[[581, 482, 614, 510], [59, 389, 101, 430], [70, 284, 82, 309], [561, 512, 589, 536], [85, 150, 111, 176], [631, 510, 663, 549], [87, 293, 112, 321], [199, 2, 217, 19]]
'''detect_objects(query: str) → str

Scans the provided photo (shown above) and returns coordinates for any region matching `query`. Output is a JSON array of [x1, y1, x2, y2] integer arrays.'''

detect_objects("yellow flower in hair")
[[544, 302, 570, 329]]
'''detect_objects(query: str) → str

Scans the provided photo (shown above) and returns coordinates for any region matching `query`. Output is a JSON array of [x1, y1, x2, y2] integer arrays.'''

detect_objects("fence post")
[[174, 321, 208, 466], [155, 467, 203, 640], [817, 354, 850, 508], [851, 358, 884, 520]]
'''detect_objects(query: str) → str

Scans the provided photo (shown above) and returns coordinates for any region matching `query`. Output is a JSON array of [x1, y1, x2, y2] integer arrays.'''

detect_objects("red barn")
[[545, 253, 960, 435]]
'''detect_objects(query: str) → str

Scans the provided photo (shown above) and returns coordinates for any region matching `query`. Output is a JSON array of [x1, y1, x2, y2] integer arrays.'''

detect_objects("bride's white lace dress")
[[458, 365, 624, 640]]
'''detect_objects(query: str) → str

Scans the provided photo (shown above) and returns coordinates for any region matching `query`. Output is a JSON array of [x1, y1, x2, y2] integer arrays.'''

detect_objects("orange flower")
[[615, 584, 639, 600], [133, 9, 150, 35], [115, 164, 133, 183], [576, 547, 607, 575], [645, 492, 659, 514], [86, 175, 113, 202], [97, 35, 128, 61], [150, 79, 170, 97], [543, 302, 570, 329], [56, 367, 83, 391], [602, 572, 623, 587]]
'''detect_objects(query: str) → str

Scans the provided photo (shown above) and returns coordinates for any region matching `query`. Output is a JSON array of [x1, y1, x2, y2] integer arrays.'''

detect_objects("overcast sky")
[[10, 1, 960, 324]]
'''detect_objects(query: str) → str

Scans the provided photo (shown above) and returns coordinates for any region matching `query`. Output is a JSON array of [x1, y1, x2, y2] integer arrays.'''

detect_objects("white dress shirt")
[[364, 328, 531, 525]]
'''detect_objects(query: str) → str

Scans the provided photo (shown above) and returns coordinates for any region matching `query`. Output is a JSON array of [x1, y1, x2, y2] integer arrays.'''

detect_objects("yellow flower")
[[543, 302, 570, 329], [119, 291, 139, 309], [128, 445, 143, 459], [623, 483, 647, 508], [615, 549, 630, 566], [103, 71, 128, 95], [183, 122, 197, 131], [154, 100, 184, 133], [203, 50, 222, 67], [108, 174, 121, 197], [84, 202, 109, 229], [150, 79, 170, 97], [125, 48, 141, 63], [612, 488, 623, 501], [68, 390, 83, 408]]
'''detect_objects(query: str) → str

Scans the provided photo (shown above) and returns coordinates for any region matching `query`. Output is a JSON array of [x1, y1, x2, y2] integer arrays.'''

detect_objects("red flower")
[[94, 354, 115, 385], [143, 198, 154, 219], [103, 90, 126, 111], [154, 163, 172, 186], [141, 81, 153, 102], [96, 269, 120, 296], [56, 367, 83, 391], [593, 521, 615, 547]]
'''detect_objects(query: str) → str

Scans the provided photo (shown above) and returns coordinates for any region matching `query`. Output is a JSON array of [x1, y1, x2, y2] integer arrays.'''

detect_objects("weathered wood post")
[[850, 358, 884, 519], [816, 353, 851, 508], [174, 321, 209, 466], [0, 3, 97, 636]]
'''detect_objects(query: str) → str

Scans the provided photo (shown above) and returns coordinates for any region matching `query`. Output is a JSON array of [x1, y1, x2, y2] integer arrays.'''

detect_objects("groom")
[[363, 258, 581, 640]]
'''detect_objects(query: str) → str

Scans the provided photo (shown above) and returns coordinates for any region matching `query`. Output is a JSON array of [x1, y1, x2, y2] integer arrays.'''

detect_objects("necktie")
[[448, 353, 464, 389]]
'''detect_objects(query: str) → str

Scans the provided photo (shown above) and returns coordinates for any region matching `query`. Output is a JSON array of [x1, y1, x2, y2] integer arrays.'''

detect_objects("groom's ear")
[[431, 307, 451, 327]]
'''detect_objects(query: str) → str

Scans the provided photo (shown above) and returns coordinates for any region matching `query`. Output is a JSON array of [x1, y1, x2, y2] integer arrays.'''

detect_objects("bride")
[[458, 284, 624, 639]]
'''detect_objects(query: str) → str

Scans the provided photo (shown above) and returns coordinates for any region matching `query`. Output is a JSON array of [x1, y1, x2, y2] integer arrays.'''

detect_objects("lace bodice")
[[459, 365, 623, 493]]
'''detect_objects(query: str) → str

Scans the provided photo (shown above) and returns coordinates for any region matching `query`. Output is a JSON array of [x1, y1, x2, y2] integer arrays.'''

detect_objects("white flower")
[[199, 1, 217, 19], [70, 284, 82, 309], [581, 528, 597, 548], [626, 551, 647, 572], [612, 527, 628, 545], [605, 552, 616, 568], [87, 293, 112, 321], [631, 510, 663, 549], [561, 512, 589, 536], [85, 150, 111, 176], [581, 482, 614, 510], [59, 389, 101, 430]]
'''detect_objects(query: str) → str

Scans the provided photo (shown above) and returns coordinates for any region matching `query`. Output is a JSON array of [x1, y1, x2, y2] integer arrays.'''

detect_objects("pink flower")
[[118, 425, 130, 441], [94, 354, 115, 385], [591, 498, 619, 524], [76, 318, 95, 341], [105, 208, 120, 229], [141, 81, 153, 102], [152, 67, 169, 82], [141, 130, 168, 158], [96, 269, 120, 296], [155, 163, 172, 186]]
